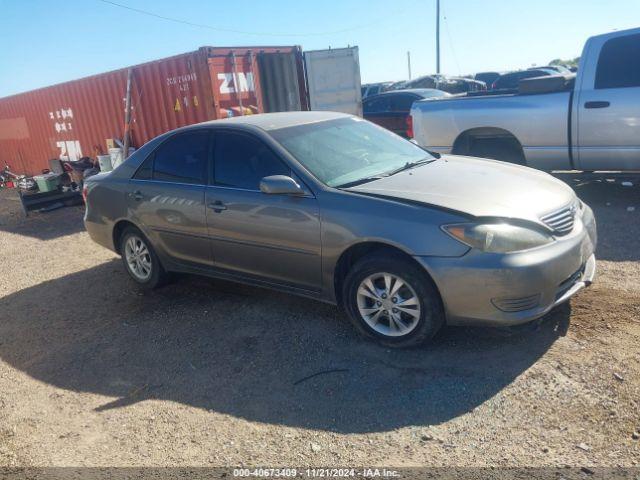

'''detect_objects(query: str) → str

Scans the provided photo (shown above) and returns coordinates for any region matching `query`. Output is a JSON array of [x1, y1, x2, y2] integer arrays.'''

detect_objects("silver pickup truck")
[[410, 27, 640, 171]]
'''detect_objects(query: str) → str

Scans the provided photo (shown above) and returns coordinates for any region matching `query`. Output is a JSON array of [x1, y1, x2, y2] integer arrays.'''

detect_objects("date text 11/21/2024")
[[232, 468, 401, 477]]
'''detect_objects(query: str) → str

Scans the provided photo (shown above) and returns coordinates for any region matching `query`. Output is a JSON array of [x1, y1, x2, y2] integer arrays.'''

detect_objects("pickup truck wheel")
[[469, 138, 525, 165], [343, 255, 444, 348]]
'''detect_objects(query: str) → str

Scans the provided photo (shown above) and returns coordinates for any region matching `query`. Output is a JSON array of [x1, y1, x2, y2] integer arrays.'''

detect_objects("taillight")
[[406, 115, 414, 139], [82, 185, 88, 204]]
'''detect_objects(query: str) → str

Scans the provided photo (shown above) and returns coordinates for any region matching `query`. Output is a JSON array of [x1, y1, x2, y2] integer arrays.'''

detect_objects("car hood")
[[345, 155, 575, 224]]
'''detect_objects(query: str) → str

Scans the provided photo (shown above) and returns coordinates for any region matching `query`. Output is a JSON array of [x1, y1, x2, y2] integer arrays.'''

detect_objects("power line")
[[442, 12, 461, 75], [97, 0, 400, 37]]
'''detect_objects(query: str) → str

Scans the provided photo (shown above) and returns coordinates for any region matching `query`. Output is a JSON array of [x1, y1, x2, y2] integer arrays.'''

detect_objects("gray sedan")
[[84, 111, 597, 347]]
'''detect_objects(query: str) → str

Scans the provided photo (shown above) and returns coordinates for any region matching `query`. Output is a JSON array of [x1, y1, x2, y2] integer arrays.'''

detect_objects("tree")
[[549, 57, 580, 69]]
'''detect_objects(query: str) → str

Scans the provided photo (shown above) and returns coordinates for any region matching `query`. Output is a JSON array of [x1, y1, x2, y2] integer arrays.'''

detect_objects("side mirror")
[[259, 175, 305, 195]]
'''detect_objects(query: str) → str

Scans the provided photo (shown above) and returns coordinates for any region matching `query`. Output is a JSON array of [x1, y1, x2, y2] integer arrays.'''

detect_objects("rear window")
[[133, 154, 153, 180], [134, 132, 209, 184], [595, 33, 640, 89], [363, 96, 391, 114], [495, 70, 549, 89], [390, 94, 418, 111]]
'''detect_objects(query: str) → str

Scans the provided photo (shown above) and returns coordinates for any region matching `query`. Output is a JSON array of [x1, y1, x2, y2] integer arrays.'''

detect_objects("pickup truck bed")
[[412, 86, 573, 170], [410, 27, 640, 172]]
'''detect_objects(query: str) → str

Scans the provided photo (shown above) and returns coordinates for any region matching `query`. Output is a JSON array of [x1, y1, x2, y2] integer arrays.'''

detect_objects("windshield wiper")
[[335, 176, 384, 188], [385, 157, 436, 177], [335, 156, 437, 188]]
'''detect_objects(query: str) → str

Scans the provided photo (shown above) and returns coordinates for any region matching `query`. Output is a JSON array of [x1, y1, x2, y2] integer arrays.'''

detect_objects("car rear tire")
[[342, 254, 444, 348], [120, 227, 169, 289]]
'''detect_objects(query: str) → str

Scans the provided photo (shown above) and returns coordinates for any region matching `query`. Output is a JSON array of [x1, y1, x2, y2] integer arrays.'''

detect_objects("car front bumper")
[[416, 205, 597, 327]]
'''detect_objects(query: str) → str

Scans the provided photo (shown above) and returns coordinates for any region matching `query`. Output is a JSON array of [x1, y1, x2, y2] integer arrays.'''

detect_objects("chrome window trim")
[[206, 183, 316, 199], [130, 177, 315, 198], [129, 178, 206, 187]]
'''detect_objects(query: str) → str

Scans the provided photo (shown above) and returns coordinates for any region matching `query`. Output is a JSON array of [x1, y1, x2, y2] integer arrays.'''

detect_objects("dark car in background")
[[474, 71, 501, 87], [491, 68, 556, 90], [363, 89, 451, 137]]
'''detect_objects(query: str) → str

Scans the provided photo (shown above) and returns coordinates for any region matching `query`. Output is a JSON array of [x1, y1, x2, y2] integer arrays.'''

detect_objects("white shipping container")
[[304, 47, 363, 116]]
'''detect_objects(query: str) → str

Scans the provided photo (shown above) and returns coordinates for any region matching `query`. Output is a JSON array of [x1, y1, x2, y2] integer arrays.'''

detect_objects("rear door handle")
[[584, 101, 610, 109], [208, 200, 227, 212], [130, 190, 143, 201]]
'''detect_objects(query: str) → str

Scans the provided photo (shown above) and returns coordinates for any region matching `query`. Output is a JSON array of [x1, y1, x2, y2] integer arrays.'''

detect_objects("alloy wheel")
[[356, 272, 421, 337], [124, 235, 152, 281]]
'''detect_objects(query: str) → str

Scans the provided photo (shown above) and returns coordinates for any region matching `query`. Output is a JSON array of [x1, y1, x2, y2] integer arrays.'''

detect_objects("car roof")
[[193, 111, 352, 131]]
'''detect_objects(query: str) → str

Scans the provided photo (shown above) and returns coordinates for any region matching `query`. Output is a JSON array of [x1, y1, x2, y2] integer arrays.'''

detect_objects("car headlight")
[[442, 222, 553, 253]]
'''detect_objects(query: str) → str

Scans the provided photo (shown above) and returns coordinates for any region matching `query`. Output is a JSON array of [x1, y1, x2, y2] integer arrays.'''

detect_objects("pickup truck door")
[[576, 32, 640, 170]]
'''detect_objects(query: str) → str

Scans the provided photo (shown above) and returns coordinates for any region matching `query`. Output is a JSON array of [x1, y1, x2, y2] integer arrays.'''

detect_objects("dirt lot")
[[0, 179, 638, 468]]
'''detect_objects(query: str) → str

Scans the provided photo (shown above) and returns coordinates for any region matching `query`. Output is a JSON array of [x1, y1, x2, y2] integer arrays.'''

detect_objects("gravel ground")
[[0, 179, 638, 468]]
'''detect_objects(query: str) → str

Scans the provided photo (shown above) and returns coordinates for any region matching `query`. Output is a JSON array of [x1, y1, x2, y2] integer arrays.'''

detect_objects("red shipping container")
[[0, 46, 307, 175]]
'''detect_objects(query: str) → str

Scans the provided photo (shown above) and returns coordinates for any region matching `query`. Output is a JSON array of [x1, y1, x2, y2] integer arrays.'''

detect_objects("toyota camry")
[[84, 112, 596, 347]]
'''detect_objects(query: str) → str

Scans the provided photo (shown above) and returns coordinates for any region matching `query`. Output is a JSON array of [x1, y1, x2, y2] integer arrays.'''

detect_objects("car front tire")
[[343, 254, 444, 348]]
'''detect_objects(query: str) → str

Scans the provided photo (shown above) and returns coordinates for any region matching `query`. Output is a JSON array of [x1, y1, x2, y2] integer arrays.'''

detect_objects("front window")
[[363, 96, 391, 114], [213, 131, 290, 190], [271, 117, 433, 188]]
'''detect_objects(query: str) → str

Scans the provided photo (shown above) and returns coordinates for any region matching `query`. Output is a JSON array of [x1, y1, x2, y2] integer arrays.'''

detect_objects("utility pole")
[[407, 51, 412, 80], [436, 0, 441, 75], [122, 68, 133, 160]]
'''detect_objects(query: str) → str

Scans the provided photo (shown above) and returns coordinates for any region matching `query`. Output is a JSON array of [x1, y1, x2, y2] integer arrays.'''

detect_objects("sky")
[[1, 0, 639, 97]]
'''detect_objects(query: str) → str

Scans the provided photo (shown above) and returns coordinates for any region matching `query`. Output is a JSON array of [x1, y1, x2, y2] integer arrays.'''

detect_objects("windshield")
[[270, 117, 434, 187]]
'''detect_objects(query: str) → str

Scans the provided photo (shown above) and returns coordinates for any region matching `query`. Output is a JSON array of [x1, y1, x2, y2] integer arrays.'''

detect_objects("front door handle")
[[584, 101, 610, 109], [208, 200, 227, 212], [130, 190, 143, 201]]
